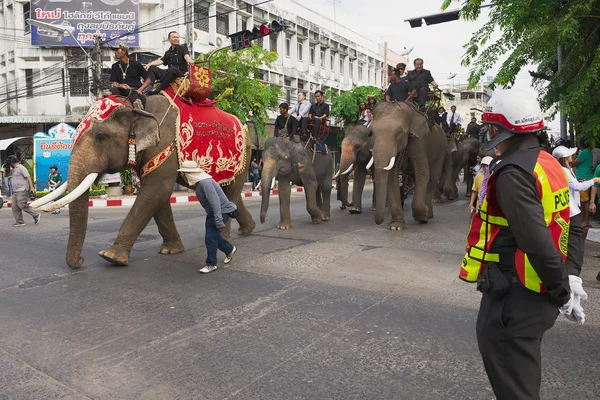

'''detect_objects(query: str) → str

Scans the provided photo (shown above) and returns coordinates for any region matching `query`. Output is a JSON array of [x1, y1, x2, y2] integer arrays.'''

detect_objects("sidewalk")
[[2, 183, 305, 209]]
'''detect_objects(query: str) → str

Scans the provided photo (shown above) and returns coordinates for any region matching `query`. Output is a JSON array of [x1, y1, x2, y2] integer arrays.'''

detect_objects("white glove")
[[559, 276, 588, 324]]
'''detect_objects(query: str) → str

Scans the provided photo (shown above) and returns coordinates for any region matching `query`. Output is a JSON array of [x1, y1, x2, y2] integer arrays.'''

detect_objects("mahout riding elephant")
[[336, 124, 376, 214], [259, 137, 333, 229], [32, 95, 255, 268], [370, 101, 446, 230]]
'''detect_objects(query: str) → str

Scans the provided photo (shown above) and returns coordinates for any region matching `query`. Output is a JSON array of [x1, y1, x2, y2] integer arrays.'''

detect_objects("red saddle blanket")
[[161, 89, 247, 185]]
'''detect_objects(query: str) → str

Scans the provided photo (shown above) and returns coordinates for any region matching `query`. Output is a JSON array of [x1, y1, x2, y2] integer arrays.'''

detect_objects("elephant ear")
[[132, 109, 160, 152]]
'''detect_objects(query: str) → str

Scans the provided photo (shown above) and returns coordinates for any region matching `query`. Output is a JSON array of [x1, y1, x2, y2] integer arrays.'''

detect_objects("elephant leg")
[[371, 170, 377, 211], [387, 164, 405, 230], [350, 168, 366, 214], [154, 201, 185, 255], [465, 166, 474, 197], [409, 141, 430, 223], [99, 176, 175, 266], [320, 180, 332, 221], [303, 181, 323, 224], [277, 179, 293, 229], [232, 192, 255, 236]]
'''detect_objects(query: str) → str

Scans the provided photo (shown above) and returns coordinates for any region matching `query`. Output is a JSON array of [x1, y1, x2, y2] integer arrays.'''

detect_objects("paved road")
[[1, 184, 599, 399]]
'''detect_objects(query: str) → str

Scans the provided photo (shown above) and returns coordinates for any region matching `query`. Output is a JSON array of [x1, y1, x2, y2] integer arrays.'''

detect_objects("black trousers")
[[415, 86, 428, 107], [148, 66, 183, 90], [311, 117, 322, 137], [565, 212, 584, 276], [109, 86, 145, 107], [477, 275, 559, 400]]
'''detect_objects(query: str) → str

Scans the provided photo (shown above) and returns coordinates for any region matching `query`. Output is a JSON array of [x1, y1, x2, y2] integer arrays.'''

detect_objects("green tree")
[[327, 85, 382, 133], [197, 46, 282, 136], [442, 0, 600, 140]]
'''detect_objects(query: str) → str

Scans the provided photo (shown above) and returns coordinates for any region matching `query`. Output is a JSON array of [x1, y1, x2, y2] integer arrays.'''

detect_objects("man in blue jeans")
[[178, 161, 237, 273]]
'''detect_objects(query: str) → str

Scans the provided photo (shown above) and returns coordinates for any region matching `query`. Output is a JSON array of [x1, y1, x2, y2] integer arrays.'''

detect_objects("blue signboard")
[[30, 0, 139, 47], [33, 123, 76, 191]]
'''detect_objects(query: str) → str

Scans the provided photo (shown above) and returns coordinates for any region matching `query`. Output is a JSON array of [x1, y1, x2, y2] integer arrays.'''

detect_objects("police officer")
[[460, 89, 587, 400]]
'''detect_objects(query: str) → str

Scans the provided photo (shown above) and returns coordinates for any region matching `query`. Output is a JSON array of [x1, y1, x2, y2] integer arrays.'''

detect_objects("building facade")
[[0, 0, 405, 154]]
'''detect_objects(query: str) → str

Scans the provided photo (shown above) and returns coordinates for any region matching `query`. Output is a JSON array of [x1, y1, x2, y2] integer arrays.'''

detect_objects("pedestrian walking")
[[48, 164, 63, 214], [6, 155, 40, 227], [571, 138, 593, 228], [2, 158, 12, 197], [250, 158, 259, 191], [178, 161, 238, 274], [468, 156, 492, 215], [553, 146, 600, 277], [460, 89, 587, 400]]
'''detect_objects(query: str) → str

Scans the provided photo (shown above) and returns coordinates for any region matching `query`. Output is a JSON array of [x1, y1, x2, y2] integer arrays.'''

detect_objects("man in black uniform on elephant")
[[308, 90, 329, 139], [406, 58, 438, 111], [145, 31, 195, 95], [109, 42, 151, 108], [460, 88, 587, 400]]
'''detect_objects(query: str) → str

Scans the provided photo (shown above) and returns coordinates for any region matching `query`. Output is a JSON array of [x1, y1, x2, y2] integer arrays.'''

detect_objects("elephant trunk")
[[65, 160, 92, 268], [374, 168, 388, 225], [410, 138, 430, 222], [259, 158, 277, 224], [339, 139, 356, 206]]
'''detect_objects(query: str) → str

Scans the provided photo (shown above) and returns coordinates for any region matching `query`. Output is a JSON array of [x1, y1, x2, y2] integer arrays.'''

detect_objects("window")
[[25, 69, 33, 98], [69, 68, 89, 97], [297, 42, 303, 61], [330, 54, 334, 70], [216, 13, 229, 35], [320, 48, 325, 68], [23, 2, 31, 34], [270, 35, 278, 52], [340, 58, 344, 74], [238, 15, 247, 31], [358, 65, 363, 81], [286, 89, 291, 104], [349, 59, 353, 77], [310, 45, 315, 65], [285, 35, 291, 57], [193, 2, 210, 32]]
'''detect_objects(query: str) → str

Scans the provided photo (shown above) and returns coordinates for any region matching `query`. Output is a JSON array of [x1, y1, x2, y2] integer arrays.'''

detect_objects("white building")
[[0, 0, 406, 153], [440, 81, 490, 124]]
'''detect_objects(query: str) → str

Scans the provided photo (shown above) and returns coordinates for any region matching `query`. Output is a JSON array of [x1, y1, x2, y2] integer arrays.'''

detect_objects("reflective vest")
[[460, 150, 570, 293]]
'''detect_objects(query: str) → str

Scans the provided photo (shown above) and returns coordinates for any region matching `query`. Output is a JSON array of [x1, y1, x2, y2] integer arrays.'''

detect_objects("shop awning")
[[0, 136, 29, 151], [0, 115, 81, 124]]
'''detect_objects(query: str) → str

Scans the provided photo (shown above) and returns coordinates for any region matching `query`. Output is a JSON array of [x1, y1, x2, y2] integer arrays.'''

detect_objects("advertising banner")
[[30, 0, 139, 47], [33, 123, 75, 191]]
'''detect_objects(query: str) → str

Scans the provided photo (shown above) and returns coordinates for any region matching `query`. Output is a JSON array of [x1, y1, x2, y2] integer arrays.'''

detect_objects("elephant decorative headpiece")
[[73, 96, 133, 145]]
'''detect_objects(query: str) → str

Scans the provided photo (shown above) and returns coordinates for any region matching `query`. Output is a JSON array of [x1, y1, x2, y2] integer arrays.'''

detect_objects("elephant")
[[336, 124, 376, 214], [441, 137, 486, 200], [32, 95, 255, 268], [370, 101, 446, 230], [259, 137, 333, 229]]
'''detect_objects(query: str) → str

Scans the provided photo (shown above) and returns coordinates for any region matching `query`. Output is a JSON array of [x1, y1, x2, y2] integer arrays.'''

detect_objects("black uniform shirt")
[[407, 68, 434, 89], [309, 101, 329, 118], [490, 135, 570, 306], [161, 44, 190, 72], [109, 60, 148, 88], [385, 80, 414, 102], [274, 114, 294, 137]]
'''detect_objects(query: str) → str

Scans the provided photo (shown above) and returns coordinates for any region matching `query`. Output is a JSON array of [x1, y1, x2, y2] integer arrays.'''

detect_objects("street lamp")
[[400, 46, 414, 67], [448, 72, 457, 91]]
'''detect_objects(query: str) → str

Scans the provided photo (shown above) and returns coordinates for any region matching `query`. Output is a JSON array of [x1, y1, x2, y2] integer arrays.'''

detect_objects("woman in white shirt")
[[552, 145, 600, 276], [357, 102, 371, 128]]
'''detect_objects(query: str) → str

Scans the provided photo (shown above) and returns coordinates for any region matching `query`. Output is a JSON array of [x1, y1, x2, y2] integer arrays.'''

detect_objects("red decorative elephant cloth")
[[161, 89, 247, 185], [73, 96, 131, 145]]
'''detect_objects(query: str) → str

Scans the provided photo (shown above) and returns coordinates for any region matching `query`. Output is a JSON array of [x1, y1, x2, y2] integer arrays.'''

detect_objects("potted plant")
[[120, 168, 134, 195]]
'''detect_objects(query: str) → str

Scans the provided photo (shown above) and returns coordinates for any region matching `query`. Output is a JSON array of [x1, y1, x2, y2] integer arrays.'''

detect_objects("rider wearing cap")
[[460, 89, 587, 399]]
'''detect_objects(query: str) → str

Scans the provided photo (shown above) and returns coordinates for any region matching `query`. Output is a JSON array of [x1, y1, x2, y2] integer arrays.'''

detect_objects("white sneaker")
[[199, 265, 218, 274], [224, 246, 237, 264]]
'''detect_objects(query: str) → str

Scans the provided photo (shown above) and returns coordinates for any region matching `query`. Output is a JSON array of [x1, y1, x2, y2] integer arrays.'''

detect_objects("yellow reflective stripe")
[[524, 256, 542, 292], [468, 246, 500, 262]]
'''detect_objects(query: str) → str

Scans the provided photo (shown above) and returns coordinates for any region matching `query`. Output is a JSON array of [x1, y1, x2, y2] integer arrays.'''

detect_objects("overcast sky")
[[296, 0, 560, 131]]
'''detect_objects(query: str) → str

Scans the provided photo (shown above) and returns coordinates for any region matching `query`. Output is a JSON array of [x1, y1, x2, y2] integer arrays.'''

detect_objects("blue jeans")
[[251, 173, 259, 191], [205, 213, 233, 266]]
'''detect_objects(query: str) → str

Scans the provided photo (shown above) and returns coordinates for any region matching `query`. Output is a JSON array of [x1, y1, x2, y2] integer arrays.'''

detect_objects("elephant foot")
[[159, 240, 184, 255], [432, 198, 442, 203], [98, 246, 130, 266], [412, 205, 430, 223], [388, 221, 406, 231], [349, 207, 362, 214], [311, 215, 322, 224], [277, 221, 292, 229], [465, 192, 472, 197], [370, 207, 376, 211], [238, 220, 256, 236]]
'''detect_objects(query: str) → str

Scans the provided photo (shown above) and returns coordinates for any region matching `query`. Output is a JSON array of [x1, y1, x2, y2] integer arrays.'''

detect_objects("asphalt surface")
[[1, 183, 600, 399]]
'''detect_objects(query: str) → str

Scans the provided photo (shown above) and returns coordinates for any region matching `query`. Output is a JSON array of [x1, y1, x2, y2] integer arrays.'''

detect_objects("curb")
[[3, 187, 304, 209]]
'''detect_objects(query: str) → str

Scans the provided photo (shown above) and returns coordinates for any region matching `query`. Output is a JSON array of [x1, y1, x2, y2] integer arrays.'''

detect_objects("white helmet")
[[483, 89, 544, 148]]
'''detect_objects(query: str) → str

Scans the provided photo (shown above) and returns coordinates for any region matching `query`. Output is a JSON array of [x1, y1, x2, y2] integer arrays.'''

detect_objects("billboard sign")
[[33, 123, 75, 191], [30, 0, 139, 47]]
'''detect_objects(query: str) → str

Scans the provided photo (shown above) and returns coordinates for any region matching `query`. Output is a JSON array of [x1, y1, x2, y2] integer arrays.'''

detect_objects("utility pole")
[[383, 41, 388, 89], [185, 0, 194, 57], [93, 36, 103, 98], [557, 45, 568, 140]]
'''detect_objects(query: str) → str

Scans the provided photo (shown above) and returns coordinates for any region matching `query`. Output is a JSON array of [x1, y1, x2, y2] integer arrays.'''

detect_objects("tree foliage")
[[197, 46, 282, 136], [327, 85, 382, 130], [442, 0, 600, 140]]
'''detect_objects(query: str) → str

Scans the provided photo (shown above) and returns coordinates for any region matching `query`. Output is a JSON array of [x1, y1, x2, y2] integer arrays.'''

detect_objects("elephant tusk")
[[42, 173, 98, 212], [333, 170, 340, 178], [341, 163, 354, 175], [383, 156, 396, 171], [366, 157, 374, 170], [30, 182, 68, 208], [270, 177, 276, 190]]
